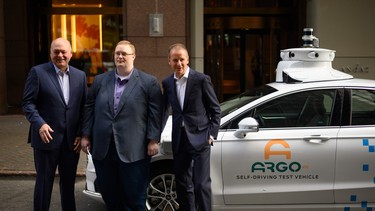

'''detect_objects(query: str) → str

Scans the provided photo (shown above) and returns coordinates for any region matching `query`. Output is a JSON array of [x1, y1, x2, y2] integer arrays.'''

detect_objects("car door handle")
[[303, 135, 330, 143]]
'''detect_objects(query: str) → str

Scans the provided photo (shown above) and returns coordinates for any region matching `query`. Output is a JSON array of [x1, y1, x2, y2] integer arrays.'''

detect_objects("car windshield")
[[220, 85, 277, 117]]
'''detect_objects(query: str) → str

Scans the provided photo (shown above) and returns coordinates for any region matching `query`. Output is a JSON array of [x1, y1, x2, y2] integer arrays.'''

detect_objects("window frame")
[[225, 88, 339, 129]]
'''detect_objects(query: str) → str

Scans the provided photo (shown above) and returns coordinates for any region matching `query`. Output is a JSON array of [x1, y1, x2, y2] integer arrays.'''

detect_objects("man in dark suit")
[[162, 43, 221, 211], [22, 37, 87, 210], [81, 40, 163, 210]]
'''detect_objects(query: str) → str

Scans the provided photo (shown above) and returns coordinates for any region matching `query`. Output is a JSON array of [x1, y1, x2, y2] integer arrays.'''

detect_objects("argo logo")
[[251, 139, 302, 173], [264, 139, 291, 159]]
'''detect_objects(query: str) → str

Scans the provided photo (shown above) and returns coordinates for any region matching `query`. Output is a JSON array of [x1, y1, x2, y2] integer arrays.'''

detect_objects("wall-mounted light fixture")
[[149, 0, 163, 37], [149, 13, 163, 37]]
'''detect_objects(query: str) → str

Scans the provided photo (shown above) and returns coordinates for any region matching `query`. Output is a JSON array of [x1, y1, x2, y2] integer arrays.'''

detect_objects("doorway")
[[212, 31, 279, 100], [30, 0, 123, 85], [205, 18, 284, 101], [204, 1, 305, 101]]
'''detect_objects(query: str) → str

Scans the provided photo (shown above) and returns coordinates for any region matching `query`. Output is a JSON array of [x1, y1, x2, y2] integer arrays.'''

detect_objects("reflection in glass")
[[51, 2, 122, 84]]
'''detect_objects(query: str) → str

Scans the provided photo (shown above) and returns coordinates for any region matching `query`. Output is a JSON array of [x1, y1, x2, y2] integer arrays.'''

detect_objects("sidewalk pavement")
[[0, 115, 87, 176]]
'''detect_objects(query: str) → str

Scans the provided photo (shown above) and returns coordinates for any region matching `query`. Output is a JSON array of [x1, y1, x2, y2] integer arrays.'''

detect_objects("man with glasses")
[[81, 40, 163, 210]]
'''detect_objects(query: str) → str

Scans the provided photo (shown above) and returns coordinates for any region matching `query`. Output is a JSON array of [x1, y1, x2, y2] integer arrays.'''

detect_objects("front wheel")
[[146, 162, 179, 211]]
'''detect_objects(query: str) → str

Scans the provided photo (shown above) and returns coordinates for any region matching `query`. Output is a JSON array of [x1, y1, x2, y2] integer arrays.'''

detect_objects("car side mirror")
[[234, 117, 259, 138]]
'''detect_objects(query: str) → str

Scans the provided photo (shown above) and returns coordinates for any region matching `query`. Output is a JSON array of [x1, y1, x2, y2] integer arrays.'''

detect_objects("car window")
[[220, 85, 277, 117], [351, 89, 375, 125], [226, 89, 336, 129]]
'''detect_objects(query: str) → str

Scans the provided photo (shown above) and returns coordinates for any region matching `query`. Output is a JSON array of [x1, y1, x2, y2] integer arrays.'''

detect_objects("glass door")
[[32, 0, 123, 85], [205, 27, 280, 101], [204, 1, 305, 101]]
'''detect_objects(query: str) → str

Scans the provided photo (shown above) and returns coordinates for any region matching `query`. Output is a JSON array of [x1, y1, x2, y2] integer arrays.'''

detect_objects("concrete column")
[[190, 0, 204, 72], [0, 0, 8, 114], [306, 0, 375, 80]]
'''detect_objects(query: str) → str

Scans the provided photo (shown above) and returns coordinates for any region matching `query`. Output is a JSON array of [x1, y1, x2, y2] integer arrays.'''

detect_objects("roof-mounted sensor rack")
[[275, 28, 353, 83]]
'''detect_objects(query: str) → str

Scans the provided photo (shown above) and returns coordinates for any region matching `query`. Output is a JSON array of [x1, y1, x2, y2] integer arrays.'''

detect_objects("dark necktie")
[[118, 78, 129, 86], [114, 78, 129, 114]]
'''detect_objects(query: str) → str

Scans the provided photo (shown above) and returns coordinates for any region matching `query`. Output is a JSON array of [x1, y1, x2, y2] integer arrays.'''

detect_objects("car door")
[[221, 89, 340, 205], [334, 88, 375, 205]]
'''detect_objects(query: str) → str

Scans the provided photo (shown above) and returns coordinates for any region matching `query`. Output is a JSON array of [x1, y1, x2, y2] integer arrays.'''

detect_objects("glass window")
[[351, 89, 375, 125], [227, 89, 336, 129], [51, 0, 122, 84], [204, 0, 294, 8], [220, 85, 277, 117], [52, 0, 120, 7]]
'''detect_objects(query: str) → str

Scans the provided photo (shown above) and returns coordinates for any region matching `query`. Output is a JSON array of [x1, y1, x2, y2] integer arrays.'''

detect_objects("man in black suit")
[[22, 37, 87, 210], [162, 43, 221, 211], [81, 40, 163, 210]]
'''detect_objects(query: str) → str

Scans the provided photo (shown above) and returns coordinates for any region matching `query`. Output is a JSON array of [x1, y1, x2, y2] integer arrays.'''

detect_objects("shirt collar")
[[174, 67, 190, 81], [53, 63, 70, 74], [115, 68, 133, 81]]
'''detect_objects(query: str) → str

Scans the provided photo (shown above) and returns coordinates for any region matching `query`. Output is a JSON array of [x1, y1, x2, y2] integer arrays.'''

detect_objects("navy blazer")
[[162, 69, 221, 153], [23, 62, 87, 150], [82, 68, 163, 163]]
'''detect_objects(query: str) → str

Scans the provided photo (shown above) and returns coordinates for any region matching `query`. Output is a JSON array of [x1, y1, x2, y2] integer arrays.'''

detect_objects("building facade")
[[0, 0, 374, 114]]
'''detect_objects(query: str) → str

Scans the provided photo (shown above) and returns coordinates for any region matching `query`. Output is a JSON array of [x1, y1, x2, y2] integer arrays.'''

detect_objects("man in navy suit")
[[22, 37, 87, 210], [162, 43, 221, 211], [81, 40, 163, 210]]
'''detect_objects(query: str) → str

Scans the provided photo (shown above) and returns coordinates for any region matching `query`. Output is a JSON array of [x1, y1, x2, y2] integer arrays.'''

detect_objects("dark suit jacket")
[[82, 68, 163, 163], [162, 69, 221, 153], [22, 62, 87, 150]]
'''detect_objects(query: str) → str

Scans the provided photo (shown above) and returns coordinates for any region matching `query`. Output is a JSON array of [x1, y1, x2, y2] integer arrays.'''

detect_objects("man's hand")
[[208, 135, 214, 146], [147, 139, 159, 156], [39, 124, 54, 143], [74, 137, 81, 153], [81, 136, 91, 154]]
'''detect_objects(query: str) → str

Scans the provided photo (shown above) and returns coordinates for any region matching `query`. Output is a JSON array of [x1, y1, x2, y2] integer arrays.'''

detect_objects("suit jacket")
[[82, 68, 163, 163], [22, 62, 87, 150], [162, 68, 221, 153]]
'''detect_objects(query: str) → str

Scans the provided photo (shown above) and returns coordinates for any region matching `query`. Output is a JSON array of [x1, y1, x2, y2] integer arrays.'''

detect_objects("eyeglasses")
[[115, 52, 134, 57]]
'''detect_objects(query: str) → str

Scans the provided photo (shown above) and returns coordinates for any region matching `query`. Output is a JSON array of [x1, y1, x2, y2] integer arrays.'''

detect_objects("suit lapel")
[[168, 74, 182, 112], [106, 71, 116, 116], [67, 67, 78, 106], [47, 62, 66, 105], [115, 69, 139, 116], [183, 69, 195, 110]]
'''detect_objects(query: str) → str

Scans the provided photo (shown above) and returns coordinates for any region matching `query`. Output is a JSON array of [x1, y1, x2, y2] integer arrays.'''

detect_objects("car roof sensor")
[[275, 28, 353, 83]]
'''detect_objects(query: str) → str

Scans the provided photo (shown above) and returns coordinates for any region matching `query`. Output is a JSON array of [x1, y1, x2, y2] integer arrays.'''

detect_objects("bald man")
[[23, 37, 87, 210]]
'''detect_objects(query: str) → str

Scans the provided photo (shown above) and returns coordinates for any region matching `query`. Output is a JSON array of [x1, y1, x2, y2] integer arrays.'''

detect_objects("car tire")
[[146, 161, 179, 211]]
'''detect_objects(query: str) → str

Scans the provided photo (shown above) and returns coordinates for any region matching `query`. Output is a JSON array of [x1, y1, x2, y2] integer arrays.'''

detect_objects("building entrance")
[[30, 0, 123, 85], [204, 1, 305, 101]]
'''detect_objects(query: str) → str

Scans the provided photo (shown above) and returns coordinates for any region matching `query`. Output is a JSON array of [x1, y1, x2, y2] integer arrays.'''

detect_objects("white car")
[[83, 30, 375, 210]]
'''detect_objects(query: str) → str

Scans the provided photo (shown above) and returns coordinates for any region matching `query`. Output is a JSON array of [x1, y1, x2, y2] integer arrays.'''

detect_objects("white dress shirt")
[[54, 65, 70, 104], [174, 68, 189, 110]]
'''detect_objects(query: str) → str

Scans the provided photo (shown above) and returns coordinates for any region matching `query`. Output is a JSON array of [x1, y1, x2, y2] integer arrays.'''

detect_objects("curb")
[[0, 170, 86, 177]]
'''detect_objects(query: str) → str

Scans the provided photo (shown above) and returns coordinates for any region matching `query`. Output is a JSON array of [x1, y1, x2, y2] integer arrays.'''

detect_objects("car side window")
[[351, 89, 375, 125], [228, 89, 336, 129]]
